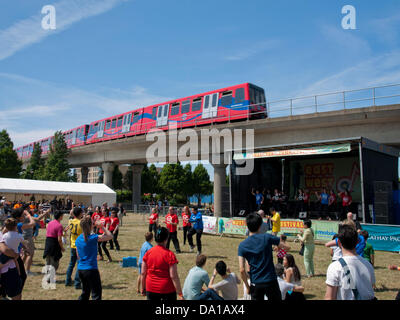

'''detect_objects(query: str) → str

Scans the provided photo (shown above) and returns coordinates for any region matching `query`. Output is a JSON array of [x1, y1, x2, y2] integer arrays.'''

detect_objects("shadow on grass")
[[304, 294, 316, 299], [375, 285, 399, 293], [102, 284, 129, 290], [206, 256, 228, 259]]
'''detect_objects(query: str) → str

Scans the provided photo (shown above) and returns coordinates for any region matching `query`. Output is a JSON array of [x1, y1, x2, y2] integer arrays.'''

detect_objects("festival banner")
[[202, 216, 217, 234], [312, 220, 339, 241], [217, 217, 247, 236], [360, 224, 400, 252], [280, 219, 304, 235]]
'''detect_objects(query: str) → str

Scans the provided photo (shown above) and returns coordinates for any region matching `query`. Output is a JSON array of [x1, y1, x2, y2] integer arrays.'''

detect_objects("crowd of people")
[[251, 187, 353, 221], [0, 194, 398, 301]]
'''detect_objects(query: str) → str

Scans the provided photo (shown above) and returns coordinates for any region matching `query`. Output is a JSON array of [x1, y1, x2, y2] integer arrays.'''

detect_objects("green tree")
[[21, 142, 45, 180], [182, 163, 194, 204], [192, 164, 213, 207], [112, 165, 123, 190], [158, 162, 186, 205], [0, 130, 22, 178], [41, 131, 71, 181]]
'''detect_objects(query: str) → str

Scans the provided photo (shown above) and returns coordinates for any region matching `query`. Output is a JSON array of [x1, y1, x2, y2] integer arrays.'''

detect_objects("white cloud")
[[224, 40, 280, 61], [0, 0, 127, 61], [370, 13, 400, 45]]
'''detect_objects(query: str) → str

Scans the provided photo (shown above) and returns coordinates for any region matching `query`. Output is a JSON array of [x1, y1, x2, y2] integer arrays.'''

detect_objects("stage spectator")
[[360, 230, 374, 267], [181, 206, 191, 246], [108, 209, 120, 251], [246, 210, 269, 236], [188, 207, 204, 255], [345, 212, 362, 232], [297, 219, 315, 278], [268, 207, 281, 236], [263, 189, 272, 212], [325, 224, 376, 300], [315, 188, 330, 220], [76, 216, 113, 300], [0, 230, 22, 300], [275, 234, 290, 264], [0, 203, 7, 227], [165, 207, 181, 254], [303, 189, 310, 212], [43, 211, 65, 272], [295, 189, 304, 217], [141, 227, 183, 301], [137, 232, 153, 295], [271, 189, 281, 212], [251, 189, 264, 211], [118, 203, 126, 224], [275, 263, 304, 301], [328, 190, 337, 219], [339, 189, 352, 220], [327, 234, 342, 262], [182, 254, 210, 300], [65, 207, 83, 288], [148, 208, 159, 234], [198, 260, 240, 300], [238, 212, 288, 301]]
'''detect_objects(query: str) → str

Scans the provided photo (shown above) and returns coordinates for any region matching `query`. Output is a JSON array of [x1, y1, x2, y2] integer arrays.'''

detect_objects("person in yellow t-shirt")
[[268, 207, 281, 236], [64, 207, 83, 288]]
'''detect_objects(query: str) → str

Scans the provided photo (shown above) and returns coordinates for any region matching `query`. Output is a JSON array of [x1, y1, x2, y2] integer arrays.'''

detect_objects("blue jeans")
[[198, 288, 224, 300], [65, 248, 81, 287]]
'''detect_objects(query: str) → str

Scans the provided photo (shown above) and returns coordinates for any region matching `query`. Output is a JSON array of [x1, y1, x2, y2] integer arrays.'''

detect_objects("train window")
[[170, 102, 180, 116], [111, 119, 117, 129], [93, 123, 98, 133], [204, 96, 210, 109], [106, 120, 111, 130], [117, 117, 123, 127], [212, 93, 218, 107], [158, 106, 163, 117], [181, 100, 190, 113], [163, 105, 169, 117], [192, 97, 202, 111], [133, 112, 140, 123], [235, 88, 245, 104], [221, 91, 233, 106], [152, 107, 157, 120]]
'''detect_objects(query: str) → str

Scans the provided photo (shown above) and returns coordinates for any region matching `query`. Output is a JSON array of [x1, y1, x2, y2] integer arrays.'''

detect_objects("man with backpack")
[[325, 224, 376, 300]]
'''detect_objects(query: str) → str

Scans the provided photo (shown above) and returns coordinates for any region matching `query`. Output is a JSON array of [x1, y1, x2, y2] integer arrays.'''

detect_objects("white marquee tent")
[[0, 178, 116, 206]]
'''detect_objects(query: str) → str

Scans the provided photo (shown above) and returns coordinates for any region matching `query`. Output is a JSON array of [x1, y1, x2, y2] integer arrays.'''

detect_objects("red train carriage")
[[17, 83, 266, 154]]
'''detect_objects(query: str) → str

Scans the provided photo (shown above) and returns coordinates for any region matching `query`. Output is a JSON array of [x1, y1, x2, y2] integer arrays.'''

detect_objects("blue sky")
[[1, 0, 400, 177]]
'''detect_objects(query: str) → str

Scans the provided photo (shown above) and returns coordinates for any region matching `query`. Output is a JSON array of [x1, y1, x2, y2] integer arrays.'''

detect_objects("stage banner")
[[312, 220, 340, 241], [202, 216, 217, 234], [280, 220, 304, 235], [360, 224, 400, 252], [216, 217, 247, 236]]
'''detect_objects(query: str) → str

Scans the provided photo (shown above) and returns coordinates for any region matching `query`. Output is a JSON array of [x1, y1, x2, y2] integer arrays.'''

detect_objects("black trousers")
[[78, 269, 102, 300], [98, 241, 112, 261], [183, 226, 190, 245], [166, 231, 181, 253], [149, 223, 157, 234], [109, 230, 120, 251], [250, 280, 282, 301], [319, 203, 329, 218], [187, 228, 203, 253], [147, 291, 176, 301], [17, 256, 27, 290]]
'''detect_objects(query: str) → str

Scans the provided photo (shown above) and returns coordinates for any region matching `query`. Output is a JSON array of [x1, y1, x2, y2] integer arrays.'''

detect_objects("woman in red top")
[[108, 209, 120, 251], [97, 208, 112, 262], [181, 206, 191, 246], [339, 189, 352, 220], [148, 208, 159, 234], [165, 207, 181, 253], [141, 227, 183, 301]]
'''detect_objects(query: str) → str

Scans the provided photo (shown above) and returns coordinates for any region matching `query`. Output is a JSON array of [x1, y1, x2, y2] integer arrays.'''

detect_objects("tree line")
[[0, 129, 213, 206]]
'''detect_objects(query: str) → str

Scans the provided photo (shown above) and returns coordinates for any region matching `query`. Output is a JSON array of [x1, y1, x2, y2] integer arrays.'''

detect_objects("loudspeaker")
[[299, 212, 307, 219], [373, 181, 393, 224], [238, 210, 246, 217]]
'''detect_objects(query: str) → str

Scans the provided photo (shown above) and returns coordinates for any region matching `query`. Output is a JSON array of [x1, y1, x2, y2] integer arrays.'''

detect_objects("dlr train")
[[16, 83, 266, 159]]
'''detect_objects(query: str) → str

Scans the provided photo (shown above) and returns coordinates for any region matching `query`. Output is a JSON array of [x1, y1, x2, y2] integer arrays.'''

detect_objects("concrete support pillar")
[[212, 163, 227, 217], [118, 164, 130, 177], [81, 166, 89, 183], [101, 162, 115, 188], [132, 164, 145, 209]]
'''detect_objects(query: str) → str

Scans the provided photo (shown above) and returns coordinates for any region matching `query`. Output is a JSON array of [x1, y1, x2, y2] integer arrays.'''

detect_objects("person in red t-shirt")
[[141, 227, 183, 300], [148, 208, 159, 234], [97, 208, 112, 262], [91, 206, 102, 225], [108, 209, 120, 251], [339, 189, 352, 220], [181, 206, 191, 246], [165, 207, 181, 254]]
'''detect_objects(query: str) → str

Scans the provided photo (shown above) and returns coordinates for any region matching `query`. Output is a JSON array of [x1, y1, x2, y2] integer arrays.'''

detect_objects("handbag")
[[299, 243, 305, 256]]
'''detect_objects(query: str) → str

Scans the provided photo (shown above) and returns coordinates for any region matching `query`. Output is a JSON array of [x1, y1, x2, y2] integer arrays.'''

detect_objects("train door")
[[98, 121, 105, 138], [121, 113, 131, 133], [201, 92, 219, 119], [156, 104, 169, 126]]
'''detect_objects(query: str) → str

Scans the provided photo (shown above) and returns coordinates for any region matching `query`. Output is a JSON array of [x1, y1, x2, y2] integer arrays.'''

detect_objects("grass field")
[[21, 213, 400, 300]]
